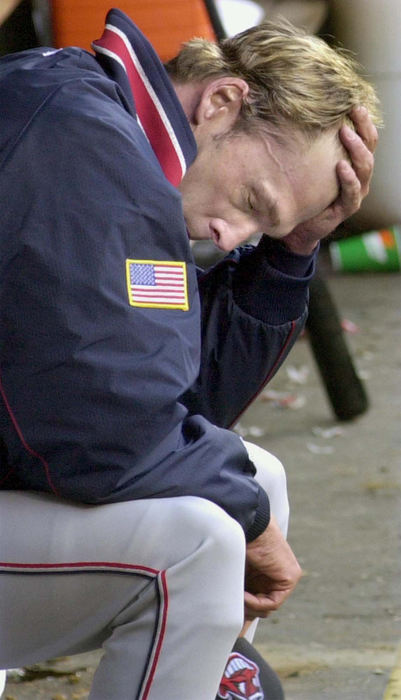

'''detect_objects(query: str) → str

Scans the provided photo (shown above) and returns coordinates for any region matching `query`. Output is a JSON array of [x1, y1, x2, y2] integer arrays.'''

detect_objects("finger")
[[244, 593, 271, 619], [349, 105, 379, 154], [339, 126, 374, 196], [244, 603, 268, 622], [336, 159, 362, 217], [244, 589, 291, 618]]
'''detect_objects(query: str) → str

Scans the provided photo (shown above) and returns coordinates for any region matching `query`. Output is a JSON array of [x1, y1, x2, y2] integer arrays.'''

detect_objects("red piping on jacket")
[[0, 370, 59, 495], [228, 319, 298, 429]]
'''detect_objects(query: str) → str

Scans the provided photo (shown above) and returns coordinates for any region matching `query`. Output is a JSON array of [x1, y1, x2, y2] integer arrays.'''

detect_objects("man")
[[0, 9, 379, 699]]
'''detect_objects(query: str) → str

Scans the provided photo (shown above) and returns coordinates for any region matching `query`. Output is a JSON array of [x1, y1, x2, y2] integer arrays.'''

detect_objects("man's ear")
[[194, 77, 249, 135]]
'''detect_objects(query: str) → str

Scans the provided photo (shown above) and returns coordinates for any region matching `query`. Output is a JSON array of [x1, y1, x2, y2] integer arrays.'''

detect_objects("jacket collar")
[[92, 8, 196, 186]]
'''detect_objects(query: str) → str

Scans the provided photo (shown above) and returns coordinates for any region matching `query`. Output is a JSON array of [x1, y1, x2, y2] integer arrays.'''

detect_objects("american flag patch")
[[126, 259, 189, 310]]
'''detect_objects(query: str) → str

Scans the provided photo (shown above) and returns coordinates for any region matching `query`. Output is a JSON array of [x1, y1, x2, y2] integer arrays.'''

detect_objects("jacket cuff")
[[260, 235, 318, 277], [232, 236, 318, 324], [245, 486, 270, 542]]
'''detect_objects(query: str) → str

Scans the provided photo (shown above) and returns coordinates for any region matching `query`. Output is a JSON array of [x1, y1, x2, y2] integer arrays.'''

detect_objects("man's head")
[[167, 20, 381, 249], [166, 18, 381, 137]]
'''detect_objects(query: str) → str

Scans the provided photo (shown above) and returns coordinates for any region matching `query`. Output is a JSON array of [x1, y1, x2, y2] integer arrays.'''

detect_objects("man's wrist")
[[280, 234, 320, 256], [261, 234, 318, 276]]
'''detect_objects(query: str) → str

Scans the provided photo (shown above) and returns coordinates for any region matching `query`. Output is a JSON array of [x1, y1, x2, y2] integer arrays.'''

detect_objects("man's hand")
[[244, 514, 302, 620], [282, 106, 379, 255]]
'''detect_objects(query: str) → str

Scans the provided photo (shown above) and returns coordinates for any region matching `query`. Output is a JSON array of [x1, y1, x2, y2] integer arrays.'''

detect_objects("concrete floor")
[[246, 269, 401, 699], [3, 269, 401, 699]]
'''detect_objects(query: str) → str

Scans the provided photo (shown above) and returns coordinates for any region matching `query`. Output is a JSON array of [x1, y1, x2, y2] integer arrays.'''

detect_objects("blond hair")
[[166, 19, 382, 136]]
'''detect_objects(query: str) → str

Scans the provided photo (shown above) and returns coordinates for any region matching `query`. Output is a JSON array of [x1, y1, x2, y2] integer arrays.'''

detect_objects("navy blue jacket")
[[188, 235, 314, 428], [0, 9, 315, 541]]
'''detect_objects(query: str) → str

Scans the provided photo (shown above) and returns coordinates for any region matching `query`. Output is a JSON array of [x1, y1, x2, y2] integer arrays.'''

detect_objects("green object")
[[329, 226, 401, 272]]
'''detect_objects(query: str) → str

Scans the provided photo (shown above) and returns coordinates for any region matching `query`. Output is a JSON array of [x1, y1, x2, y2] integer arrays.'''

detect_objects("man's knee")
[[168, 497, 246, 628], [243, 441, 286, 483], [243, 441, 289, 537], [172, 496, 246, 566]]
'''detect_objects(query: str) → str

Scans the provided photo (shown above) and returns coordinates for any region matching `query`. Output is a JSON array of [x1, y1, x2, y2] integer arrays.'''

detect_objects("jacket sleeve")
[[182, 236, 317, 428], [0, 60, 269, 542]]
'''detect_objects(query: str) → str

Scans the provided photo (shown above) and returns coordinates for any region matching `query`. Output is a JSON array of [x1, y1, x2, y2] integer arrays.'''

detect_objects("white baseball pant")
[[0, 443, 289, 699], [243, 441, 289, 539], [0, 493, 246, 699], [241, 441, 289, 644]]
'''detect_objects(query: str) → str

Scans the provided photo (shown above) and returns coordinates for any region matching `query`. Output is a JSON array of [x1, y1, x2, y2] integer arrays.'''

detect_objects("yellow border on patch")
[[126, 259, 189, 311]]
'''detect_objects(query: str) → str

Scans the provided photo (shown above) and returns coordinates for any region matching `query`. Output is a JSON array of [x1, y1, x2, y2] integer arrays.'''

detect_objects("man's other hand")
[[244, 514, 302, 620]]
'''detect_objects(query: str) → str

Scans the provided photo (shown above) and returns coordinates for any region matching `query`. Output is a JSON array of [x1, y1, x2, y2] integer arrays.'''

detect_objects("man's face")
[[179, 126, 344, 251]]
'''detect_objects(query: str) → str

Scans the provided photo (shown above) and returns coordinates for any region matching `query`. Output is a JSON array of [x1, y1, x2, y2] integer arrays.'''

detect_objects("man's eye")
[[247, 195, 255, 211]]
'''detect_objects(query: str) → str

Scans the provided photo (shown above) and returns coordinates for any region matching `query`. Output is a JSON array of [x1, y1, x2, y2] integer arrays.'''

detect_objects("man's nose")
[[209, 218, 258, 251]]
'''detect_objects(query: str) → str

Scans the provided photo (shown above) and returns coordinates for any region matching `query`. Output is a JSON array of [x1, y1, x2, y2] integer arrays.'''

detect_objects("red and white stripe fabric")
[[93, 22, 187, 187]]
